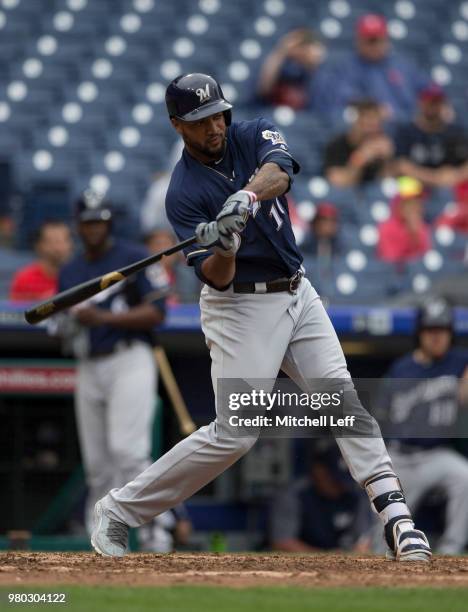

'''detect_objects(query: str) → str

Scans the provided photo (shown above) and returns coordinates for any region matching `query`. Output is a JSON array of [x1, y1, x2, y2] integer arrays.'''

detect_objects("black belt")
[[233, 270, 303, 295]]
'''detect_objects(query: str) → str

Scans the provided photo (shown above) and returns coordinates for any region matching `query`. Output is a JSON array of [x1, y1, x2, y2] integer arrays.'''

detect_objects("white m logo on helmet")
[[196, 83, 211, 103]]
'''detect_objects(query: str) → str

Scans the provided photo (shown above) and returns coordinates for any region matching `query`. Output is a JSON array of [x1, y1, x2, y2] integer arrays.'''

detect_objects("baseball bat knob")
[[24, 301, 55, 325], [24, 312, 36, 325]]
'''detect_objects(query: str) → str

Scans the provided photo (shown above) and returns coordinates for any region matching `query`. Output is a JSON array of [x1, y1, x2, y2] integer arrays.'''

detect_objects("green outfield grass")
[[1, 587, 468, 612]]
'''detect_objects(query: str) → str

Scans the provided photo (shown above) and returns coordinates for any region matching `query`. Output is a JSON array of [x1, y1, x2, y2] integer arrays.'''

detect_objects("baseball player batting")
[[91, 73, 431, 561]]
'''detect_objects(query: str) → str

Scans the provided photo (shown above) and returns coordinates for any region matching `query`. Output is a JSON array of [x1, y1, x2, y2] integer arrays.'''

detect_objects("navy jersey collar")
[[182, 132, 236, 182]]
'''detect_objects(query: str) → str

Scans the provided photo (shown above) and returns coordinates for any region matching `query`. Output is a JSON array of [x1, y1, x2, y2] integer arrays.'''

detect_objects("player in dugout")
[[56, 191, 171, 551], [270, 443, 371, 552], [379, 298, 468, 555]]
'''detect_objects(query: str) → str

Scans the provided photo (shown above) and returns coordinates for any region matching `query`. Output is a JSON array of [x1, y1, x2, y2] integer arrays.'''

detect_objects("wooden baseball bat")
[[154, 347, 197, 436], [24, 235, 197, 325]]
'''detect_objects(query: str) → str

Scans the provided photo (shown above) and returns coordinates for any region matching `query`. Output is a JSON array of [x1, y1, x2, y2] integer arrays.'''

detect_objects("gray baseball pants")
[[104, 279, 394, 527], [390, 446, 468, 554], [75, 341, 156, 533]]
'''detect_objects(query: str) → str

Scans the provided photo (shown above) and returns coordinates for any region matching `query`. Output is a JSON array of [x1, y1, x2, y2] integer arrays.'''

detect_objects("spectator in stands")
[[9, 220, 72, 302], [378, 298, 468, 555], [144, 226, 200, 304], [327, 14, 428, 120], [255, 28, 326, 110], [301, 202, 342, 258], [323, 98, 394, 187], [270, 443, 370, 552], [395, 85, 468, 188], [436, 180, 468, 233], [378, 176, 431, 263]]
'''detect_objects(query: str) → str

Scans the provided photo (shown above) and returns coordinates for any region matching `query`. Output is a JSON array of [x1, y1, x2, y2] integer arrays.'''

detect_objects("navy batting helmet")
[[75, 189, 112, 222], [165, 73, 232, 125], [416, 298, 454, 333]]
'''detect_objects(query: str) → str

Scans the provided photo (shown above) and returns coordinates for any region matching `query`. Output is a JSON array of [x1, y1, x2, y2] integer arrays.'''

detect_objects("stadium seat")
[[12, 181, 72, 249], [13, 150, 80, 191], [401, 254, 466, 295], [432, 227, 468, 262], [0, 129, 24, 155], [104, 128, 170, 169], [329, 257, 403, 304]]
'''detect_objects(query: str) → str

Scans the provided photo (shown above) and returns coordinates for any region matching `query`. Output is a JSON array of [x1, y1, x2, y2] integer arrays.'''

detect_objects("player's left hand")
[[195, 221, 241, 257], [74, 305, 110, 327], [216, 190, 256, 237]]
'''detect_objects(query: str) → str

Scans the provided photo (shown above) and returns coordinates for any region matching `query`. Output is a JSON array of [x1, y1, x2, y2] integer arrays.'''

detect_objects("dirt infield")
[[1, 552, 468, 588]]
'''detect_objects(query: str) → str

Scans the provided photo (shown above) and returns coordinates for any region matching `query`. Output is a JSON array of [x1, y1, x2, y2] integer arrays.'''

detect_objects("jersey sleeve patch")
[[262, 129, 286, 146]]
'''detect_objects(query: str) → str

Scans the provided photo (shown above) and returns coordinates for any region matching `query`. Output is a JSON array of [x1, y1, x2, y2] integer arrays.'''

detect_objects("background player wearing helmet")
[[57, 191, 169, 550], [91, 73, 431, 561], [379, 299, 468, 554]]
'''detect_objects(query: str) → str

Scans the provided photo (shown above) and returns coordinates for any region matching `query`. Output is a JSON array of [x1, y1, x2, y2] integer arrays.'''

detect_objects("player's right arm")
[[200, 250, 236, 289], [166, 188, 242, 291], [244, 161, 290, 200]]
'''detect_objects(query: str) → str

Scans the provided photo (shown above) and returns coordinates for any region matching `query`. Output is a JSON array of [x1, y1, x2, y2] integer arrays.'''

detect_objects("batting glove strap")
[[239, 190, 257, 204]]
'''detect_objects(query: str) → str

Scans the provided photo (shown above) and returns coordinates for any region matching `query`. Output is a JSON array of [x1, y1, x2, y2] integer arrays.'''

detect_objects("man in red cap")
[[356, 14, 389, 61], [326, 14, 429, 119], [395, 85, 468, 188]]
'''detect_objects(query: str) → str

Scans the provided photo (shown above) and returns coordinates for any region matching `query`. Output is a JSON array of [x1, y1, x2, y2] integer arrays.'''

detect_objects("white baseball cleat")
[[386, 522, 432, 562], [91, 500, 129, 557]]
